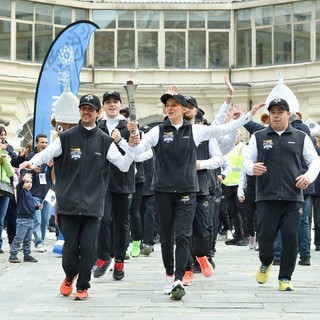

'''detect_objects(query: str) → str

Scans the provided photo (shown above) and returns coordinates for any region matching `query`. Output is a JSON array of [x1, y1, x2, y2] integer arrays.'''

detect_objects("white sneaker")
[[248, 236, 256, 250], [226, 230, 233, 240], [163, 275, 174, 295], [36, 244, 45, 253]]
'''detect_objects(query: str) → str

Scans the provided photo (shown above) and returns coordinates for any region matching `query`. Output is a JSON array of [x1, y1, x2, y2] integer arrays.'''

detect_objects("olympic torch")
[[123, 77, 138, 122]]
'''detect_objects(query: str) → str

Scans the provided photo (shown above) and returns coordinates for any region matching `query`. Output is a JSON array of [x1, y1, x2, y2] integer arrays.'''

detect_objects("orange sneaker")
[[196, 256, 213, 277], [182, 270, 194, 286], [60, 276, 77, 296], [74, 289, 88, 301]]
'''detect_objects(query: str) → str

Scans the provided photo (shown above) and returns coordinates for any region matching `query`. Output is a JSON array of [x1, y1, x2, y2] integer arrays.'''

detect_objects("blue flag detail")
[[33, 20, 99, 142]]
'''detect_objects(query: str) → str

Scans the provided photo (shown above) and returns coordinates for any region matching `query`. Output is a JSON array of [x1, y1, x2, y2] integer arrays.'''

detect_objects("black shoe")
[[0, 249, 4, 254], [225, 238, 241, 245], [9, 256, 22, 263], [315, 246, 320, 251], [208, 256, 216, 269], [209, 249, 216, 257], [113, 260, 125, 280], [153, 234, 160, 244], [273, 259, 280, 266], [237, 237, 249, 246], [94, 259, 114, 278], [24, 255, 38, 262], [298, 256, 311, 266]]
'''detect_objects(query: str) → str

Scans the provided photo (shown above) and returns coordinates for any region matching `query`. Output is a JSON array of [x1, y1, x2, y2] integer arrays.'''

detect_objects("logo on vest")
[[181, 195, 190, 203], [70, 148, 82, 160], [262, 139, 273, 150], [163, 131, 174, 143]]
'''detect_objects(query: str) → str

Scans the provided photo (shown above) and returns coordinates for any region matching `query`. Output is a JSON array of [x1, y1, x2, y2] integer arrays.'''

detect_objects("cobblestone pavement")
[[1, 231, 320, 320]]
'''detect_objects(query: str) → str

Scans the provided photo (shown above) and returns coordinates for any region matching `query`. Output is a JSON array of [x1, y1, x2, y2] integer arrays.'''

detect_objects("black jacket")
[[16, 180, 38, 219]]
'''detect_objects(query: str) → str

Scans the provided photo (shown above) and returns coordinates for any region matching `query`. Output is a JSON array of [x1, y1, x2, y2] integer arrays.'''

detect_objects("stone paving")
[[1, 231, 320, 320]]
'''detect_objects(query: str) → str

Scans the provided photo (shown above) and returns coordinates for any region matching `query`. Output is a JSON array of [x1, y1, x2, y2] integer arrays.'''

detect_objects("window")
[[54, 6, 71, 25], [137, 11, 159, 29], [17, 119, 33, 148], [188, 31, 205, 68], [294, 23, 310, 62], [35, 3, 52, 23], [16, 22, 32, 62], [75, 9, 87, 21], [189, 11, 205, 29], [274, 24, 292, 64], [236, 9, 252, 67], [209, 32, 229, 68], [164, 11, 187, 29], [274, 4, 291, 25], [93, 10, 116, 29], [255, 6, 272, 26], [236, 29, 252, 68], [316, 21, 320, 60], [237, 9, 251, 28], [256, 28, 272, 66], [94, 31, 115, 67], [138, 31, 158, 68], [208, 10, 230, 29], [35, 24, 53, 63], [118, 10, 134, 28], [0, 20, 10, 59], [0, 0, 11, 18], [117, 30, 135, 68], [165, 32, 185, 68], [16, 0, 33, 21], [293, 1, 311, 63]]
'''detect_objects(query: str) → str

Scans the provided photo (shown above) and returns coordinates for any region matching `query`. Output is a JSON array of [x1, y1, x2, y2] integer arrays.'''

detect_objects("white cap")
[[265, 74, 299, 114], [53, 81, 79, 124]]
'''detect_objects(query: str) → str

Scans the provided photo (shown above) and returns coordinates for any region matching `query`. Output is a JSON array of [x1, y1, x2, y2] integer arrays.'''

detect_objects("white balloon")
[[265, 76, 299, 114]]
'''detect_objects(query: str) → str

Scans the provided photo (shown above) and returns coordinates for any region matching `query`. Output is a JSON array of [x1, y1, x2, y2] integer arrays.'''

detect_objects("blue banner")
[[33, 20, 99, 142]]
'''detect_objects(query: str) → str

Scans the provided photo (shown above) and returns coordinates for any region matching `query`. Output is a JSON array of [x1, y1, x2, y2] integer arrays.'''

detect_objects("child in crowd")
[[9, 173, 43, 263]]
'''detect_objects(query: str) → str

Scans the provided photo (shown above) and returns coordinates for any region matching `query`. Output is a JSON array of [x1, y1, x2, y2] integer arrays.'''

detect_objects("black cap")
[[185, 96, 198, 108], [78, 94, 101, 110], [140, 125, 151, 133], [268, 98, 289, 111], [160, 93, 187, 108], [120, 106, 130, 118], [102, 91, 122, 103], [195, 108, 205, 122]]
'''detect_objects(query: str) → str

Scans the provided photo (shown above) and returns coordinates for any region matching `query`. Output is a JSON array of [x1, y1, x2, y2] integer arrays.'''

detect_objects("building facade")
[[1, 0, 320, 147]]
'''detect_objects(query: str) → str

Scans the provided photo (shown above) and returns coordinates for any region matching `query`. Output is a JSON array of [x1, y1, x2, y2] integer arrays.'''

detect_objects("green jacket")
[[0, 152, 14, 183]]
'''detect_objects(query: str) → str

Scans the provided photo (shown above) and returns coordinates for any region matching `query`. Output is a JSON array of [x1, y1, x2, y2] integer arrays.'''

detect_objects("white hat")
[[53, 81, 79, 124], [265, 74, 299, 114]]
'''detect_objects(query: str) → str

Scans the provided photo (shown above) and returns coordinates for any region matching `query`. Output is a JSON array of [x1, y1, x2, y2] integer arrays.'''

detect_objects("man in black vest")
[[20, 94, 136, 301], [243, 98, 320, 291]]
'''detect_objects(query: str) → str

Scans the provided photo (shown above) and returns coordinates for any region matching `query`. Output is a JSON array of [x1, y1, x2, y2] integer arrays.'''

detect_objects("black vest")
[[196, 140, 210, 196], [99, 119, 135, 193], [54, 123, 112, 217], [154, 119, 198, 193], [255, 124, 305, 202]]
